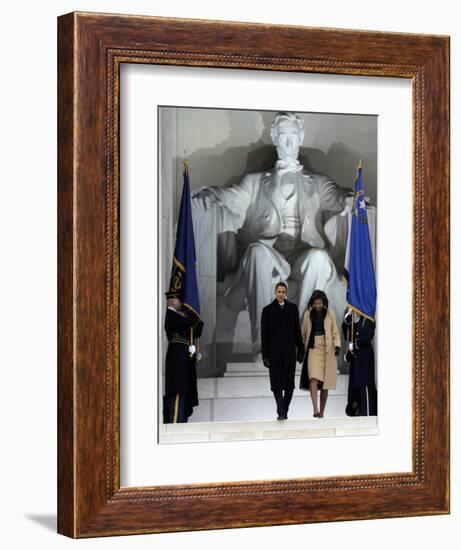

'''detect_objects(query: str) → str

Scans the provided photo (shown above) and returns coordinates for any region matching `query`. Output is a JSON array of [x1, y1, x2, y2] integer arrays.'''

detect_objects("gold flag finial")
[[183, 158, 189, 175], [183, 147, 189, 174]]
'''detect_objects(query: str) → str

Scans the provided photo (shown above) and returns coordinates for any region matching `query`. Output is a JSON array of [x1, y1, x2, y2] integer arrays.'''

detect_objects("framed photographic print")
[[58, 12, 450, 537]]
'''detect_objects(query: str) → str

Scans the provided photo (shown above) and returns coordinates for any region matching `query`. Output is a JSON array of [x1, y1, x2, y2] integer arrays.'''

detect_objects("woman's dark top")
[[307, 308, 326, 349], [312, 309, 326, 334]]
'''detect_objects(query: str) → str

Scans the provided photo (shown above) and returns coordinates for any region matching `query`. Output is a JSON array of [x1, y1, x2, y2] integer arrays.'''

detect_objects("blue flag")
[[168, 161, 201, 319], [344, 162, 376, 320]]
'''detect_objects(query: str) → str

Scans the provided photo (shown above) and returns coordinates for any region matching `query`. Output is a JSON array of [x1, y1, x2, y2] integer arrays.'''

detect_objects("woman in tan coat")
[[300, 290, 341, 417]]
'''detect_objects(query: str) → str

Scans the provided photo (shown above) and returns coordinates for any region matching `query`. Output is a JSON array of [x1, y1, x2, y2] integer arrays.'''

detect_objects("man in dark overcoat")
[[163, 291, 203, 423], [342, 311, 377, 416], [261, 282, 305, 420]]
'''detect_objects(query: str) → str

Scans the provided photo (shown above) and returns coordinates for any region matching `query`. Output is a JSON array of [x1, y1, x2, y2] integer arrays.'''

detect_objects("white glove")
[[348, 342, 354, 352]]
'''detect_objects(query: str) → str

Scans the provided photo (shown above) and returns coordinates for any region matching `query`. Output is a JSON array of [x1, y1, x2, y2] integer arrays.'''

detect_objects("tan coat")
[[302, 308, 341, 390]]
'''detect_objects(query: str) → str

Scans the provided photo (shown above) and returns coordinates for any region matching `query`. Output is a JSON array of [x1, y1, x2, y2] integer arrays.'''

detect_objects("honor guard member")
[[342, 309, 377, 417], [163, 290, 204, 423]]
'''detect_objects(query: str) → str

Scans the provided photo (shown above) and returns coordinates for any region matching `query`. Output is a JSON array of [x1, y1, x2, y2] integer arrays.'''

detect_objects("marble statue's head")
[[270, 112, 305, 163]]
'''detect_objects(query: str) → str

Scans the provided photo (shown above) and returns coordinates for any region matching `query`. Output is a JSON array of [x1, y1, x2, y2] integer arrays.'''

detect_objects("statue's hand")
[[340, 195, 354, 217], [192, 189, 218, 211]]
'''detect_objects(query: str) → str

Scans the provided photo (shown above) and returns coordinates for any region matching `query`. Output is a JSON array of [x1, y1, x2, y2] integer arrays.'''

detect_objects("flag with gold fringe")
[[167, 160, 201, 320], [344, 162, 376, 320]]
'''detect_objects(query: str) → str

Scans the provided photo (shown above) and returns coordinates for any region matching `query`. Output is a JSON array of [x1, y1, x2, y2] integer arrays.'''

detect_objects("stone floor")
[[159, 416, 378, 444]]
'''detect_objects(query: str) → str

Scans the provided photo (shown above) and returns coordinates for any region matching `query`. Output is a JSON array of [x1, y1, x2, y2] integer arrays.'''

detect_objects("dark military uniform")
[[163, 307, 203, 423], [342, 315, 377, 416]]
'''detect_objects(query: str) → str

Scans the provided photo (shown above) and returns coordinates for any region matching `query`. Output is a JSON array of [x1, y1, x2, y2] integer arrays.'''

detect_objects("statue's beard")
[[276, 148, 299, 165], [276, 151, 300, 172]]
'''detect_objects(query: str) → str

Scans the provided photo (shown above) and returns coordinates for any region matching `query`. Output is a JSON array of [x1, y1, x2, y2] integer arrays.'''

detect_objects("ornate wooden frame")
[[57, 12, 450, 537]]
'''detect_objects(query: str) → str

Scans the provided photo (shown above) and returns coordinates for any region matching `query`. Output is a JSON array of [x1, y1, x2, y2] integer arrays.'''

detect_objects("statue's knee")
[[308, 248, 329, 262], [242, 243, 287, 280], [243, 243, 267, 263], [302, 248, 334, 274]]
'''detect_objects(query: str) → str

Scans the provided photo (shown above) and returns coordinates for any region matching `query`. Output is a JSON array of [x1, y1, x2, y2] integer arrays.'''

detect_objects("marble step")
[[197, 374, 348, 399], [225, 361, 271, 373], [190, 394, 349, 423], [160, 416, 378, 444], [224, 371, 271, 377], [224, 368, 302, 377], [224, 361, 329, 377], [225, 361, 304, 374]]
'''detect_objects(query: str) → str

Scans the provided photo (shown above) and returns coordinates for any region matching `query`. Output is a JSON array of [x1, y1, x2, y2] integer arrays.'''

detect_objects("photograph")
[[158, 107, 378, 443]]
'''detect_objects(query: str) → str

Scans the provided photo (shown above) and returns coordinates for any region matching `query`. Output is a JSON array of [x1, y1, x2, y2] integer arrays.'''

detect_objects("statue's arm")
[[192, 175, 253, 220], [318, 176, 353, 213]]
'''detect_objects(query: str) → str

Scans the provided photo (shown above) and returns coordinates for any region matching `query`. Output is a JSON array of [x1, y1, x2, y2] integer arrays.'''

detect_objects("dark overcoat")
[[342, 316, 376, 390], [261, 299, 304, 391], [164, 308, 203, 417]]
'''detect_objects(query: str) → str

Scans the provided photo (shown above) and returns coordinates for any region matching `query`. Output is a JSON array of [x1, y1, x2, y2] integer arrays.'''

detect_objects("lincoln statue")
[[192, 112, 354, 358]]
